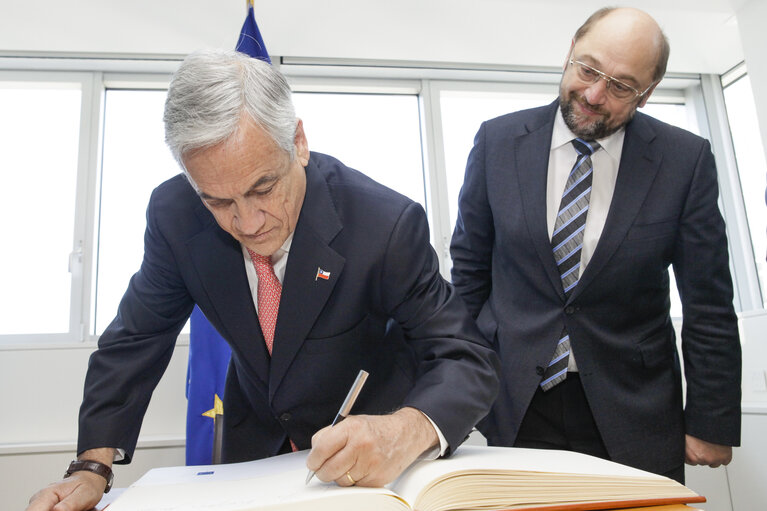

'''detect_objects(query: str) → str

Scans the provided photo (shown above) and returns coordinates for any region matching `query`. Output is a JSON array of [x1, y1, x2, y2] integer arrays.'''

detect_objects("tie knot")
[[572, 138, 600, 156], [248, 249, 273, 275]]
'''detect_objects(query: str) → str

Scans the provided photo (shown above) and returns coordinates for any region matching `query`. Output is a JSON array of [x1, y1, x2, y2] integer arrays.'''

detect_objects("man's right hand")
[[26, 448, 113, 511], [306, 407, 439, 487]]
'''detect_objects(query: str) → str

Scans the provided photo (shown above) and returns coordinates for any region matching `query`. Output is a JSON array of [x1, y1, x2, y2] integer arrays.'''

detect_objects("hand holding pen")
[[305, 369, 369, 484], [304, 369, 439, 488]]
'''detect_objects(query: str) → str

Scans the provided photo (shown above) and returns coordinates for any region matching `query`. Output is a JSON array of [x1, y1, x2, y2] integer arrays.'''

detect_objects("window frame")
[[90, 78, 174, 336], [719, 64, 766, 310], [0, 56, 762, 347], [0, 69, 100, 344], [696, 71, 763, 311]]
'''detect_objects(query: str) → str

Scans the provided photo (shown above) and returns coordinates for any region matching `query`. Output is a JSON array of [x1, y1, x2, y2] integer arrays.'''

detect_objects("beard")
[[560, 91, 636, 140]]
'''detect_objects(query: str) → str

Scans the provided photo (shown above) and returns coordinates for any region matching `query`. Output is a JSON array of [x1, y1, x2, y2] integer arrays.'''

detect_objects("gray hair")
[[164, 49, 297, 165]]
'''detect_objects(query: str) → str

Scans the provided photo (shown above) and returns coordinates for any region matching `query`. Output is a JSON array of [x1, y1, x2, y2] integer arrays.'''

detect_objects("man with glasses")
[[451, 7, 741, 482]]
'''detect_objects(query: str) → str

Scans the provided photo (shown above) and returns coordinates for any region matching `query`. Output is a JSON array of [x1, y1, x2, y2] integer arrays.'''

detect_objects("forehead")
[[183, 119, 288, 197], [572, 16, 658, 85]]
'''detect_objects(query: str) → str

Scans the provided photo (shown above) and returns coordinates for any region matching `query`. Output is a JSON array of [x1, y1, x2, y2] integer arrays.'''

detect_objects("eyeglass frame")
[[567, 56, 657, 102]]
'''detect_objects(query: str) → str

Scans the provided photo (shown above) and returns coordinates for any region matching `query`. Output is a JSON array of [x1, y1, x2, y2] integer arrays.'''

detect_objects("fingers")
[[25, 473, 105, 511], [334, 467, 367, 487], [307, 419, 373, 486], [306, 424, 348, 480], [684, 434, 733, 468], [26, 474, 106, 511], [307, 416, 385, 486], [26, 487, 61, 511], [306, 409, 437, 487]]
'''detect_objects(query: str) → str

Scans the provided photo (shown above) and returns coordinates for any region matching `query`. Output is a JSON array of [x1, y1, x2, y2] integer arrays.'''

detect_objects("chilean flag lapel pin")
[[315, 267, 331, 281]]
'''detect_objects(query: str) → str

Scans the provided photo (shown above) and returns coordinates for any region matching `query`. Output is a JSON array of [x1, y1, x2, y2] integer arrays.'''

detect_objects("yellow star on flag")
[[202, 393, 224, 421]]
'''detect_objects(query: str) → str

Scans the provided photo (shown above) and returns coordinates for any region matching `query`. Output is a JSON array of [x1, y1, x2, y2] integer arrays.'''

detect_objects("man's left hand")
[[306, 407, 438, 487], [685, 434, 733, 468]]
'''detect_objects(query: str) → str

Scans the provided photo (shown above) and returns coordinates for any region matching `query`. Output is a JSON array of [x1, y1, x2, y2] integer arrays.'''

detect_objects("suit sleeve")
[[673, 139, 741, 446], [77, 188, 195, 463], [450, 122, 495, 319], [380, 201, 500, 454]]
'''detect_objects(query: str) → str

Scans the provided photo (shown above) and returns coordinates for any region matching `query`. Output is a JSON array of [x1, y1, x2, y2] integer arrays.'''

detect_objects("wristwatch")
[[64, 460, 114, 493]]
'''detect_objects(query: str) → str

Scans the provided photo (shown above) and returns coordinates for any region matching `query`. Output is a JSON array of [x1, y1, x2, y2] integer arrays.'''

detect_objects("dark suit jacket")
[[78, 152, 499, 463], [450, 100, 741, 475]]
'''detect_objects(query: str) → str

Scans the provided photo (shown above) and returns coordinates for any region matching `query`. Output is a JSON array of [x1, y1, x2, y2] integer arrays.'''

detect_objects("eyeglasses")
[[568, 58, 656, 102]]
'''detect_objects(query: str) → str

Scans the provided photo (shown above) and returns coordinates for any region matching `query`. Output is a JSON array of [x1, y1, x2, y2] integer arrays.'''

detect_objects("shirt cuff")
[[419, 411, 448, 459]]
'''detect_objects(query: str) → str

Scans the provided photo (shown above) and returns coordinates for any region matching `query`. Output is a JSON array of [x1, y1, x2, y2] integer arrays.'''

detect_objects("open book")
[[107, 445, 704, 511]]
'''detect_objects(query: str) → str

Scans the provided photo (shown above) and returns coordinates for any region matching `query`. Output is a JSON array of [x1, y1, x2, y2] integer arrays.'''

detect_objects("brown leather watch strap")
[[64, 459, 114, 493]]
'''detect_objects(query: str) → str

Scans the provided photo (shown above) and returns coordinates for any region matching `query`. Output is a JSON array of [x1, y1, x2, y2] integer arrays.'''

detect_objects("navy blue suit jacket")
[[78, 152, 499, 463], [450, 100, 741, 475]]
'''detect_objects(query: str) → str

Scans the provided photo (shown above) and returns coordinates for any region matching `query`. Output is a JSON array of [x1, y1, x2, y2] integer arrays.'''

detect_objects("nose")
[[233, 202, 266, 234], [583, 76, 609, 105]]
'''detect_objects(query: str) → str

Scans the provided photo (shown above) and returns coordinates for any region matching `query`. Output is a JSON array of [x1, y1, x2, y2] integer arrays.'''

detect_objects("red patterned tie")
[[248, 250, 297, 451], [248, 249, 281, 355]]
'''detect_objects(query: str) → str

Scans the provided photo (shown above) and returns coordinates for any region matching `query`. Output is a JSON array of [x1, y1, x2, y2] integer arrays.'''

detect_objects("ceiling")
[[0, 0, 751, 75]]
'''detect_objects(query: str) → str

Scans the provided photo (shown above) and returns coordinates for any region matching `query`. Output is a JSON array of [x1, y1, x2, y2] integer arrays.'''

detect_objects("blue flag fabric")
[[185, 306, 231, 465], [236, 3, 271, 63], [185, 3, 272, 466]]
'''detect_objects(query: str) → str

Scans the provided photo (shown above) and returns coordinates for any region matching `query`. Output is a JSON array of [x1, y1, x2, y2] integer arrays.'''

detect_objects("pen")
[[305, 369, 369, 484]]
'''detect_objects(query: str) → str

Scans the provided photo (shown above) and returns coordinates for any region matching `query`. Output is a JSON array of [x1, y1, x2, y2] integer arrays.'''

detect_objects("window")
[[723, 72, 767, 307], [94, 89, 181, 334], [292, 92, 426, 207], [439, 90, 554, 229], [0, 81, 82, 337]]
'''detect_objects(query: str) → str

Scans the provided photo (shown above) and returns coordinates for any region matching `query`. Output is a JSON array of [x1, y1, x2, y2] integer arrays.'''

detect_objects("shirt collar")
[[270, 231, 294, 266]]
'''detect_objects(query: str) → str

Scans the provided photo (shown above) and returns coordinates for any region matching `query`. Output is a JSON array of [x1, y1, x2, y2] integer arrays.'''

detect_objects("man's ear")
[[294, 119, 310, 166]]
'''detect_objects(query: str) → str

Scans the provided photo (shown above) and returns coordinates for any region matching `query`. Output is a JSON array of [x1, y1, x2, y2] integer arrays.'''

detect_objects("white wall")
[[1, 344, 187, 445], [0, 0, 745, 74], [739, 310, 767, 406], [0, 343, 188, 511], [683, 310, 767, 510]]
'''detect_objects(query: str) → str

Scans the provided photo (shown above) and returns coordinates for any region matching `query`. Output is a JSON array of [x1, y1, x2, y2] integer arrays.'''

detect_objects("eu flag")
[[185, 306, 231, 465], [185, 1, 272, 466], [236, 1, 272, 63]]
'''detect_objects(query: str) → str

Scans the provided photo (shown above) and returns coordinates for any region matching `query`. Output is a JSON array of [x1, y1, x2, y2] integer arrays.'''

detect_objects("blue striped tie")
[[541, 138, 600, 391]]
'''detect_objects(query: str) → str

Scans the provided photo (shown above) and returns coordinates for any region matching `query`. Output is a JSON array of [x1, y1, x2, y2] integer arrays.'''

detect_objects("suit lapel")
[[573, 113, 660, 300], [269, 158, 344, 400], [187, 203, 271, 387], [515, 101, 565, 297]]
